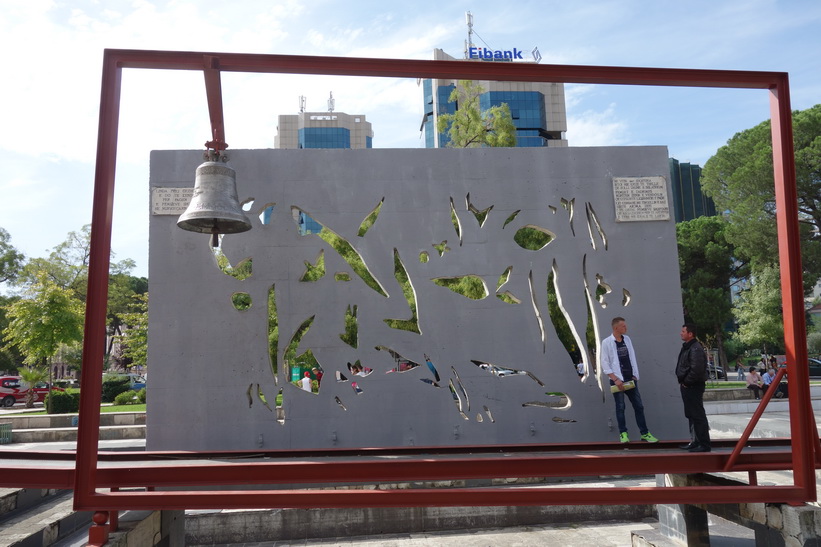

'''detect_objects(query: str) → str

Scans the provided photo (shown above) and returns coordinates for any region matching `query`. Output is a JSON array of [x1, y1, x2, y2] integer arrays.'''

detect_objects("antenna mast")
[[299, 95, 306, 113], [464, 11, 474, 59], [328, 91, 335, 113]]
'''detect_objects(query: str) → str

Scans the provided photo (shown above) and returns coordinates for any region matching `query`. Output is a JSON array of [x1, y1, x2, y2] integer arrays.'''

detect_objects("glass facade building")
[[669, 158, 716, 223], [422, 49, 567, 148]]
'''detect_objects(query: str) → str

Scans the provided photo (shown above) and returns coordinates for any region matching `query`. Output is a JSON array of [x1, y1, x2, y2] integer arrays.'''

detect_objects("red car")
[[0, 376, 65, 407]]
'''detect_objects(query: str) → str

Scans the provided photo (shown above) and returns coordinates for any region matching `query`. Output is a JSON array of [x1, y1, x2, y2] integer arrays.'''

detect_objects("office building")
[[669, 158, 716, 223], [275, 111, 373, 149], [422, 48, 568, 148]]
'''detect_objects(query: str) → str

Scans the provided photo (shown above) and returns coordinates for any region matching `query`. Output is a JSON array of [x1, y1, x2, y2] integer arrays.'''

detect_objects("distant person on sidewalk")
[[761, 368, 776, 393], [735, 358, 745, 381], [676, 323, 711, 452], [600, 317, 658, 444], [746, 367, 763, 399]]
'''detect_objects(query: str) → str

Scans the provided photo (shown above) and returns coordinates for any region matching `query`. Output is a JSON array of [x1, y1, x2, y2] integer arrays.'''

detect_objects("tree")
[[436, 80, 517, 148], [3, 271, 84, 368], [733, 265, 784, 353], [115, 293, 148, 371], [676, 216, 743, 369], [0, 295, 23, 373], [18, 366, 48, 409], [0, 227, 25, 285], [700, 104, 821, 292]]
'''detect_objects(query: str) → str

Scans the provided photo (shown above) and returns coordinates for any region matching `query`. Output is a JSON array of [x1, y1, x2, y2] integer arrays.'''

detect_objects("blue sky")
[[0, 0, 819, 279]]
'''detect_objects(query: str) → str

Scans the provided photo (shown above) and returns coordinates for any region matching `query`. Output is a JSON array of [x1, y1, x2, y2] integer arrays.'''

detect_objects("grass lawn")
[[24, 404, 146, 415]]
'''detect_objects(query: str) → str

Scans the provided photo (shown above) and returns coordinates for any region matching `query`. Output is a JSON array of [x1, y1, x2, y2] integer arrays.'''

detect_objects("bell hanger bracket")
[[203, 55, 229, 158]]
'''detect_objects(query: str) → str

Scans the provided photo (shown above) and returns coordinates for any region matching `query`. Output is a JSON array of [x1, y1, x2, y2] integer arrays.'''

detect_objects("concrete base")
[[185, 503, 655, 545]]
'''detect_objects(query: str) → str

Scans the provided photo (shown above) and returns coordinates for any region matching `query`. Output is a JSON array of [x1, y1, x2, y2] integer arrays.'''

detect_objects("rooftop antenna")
[[464, 11, 474, 59], [299, 95, 306, 113], [328, 91, 335, 113]]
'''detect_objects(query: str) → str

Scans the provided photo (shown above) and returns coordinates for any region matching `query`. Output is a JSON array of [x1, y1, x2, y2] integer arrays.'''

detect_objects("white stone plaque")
[[151, 187, 194, 215], [612, 176, 670, 222]]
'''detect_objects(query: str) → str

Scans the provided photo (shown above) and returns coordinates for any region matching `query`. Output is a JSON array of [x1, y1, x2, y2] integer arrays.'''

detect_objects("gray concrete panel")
[[147, 147, 688, 450]]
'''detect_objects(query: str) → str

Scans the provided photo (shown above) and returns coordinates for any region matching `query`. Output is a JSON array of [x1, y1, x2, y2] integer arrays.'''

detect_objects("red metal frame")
[[61, 49, 811, 514]]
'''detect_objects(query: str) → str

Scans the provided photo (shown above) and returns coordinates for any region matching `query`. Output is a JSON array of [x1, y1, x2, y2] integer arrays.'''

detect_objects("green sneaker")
[[619, 432, 629, 443], [641, 432, 659, 443]]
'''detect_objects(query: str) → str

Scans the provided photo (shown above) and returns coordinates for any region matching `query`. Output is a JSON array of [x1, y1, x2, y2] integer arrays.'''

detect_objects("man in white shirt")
[[600, 317, 659, 444]]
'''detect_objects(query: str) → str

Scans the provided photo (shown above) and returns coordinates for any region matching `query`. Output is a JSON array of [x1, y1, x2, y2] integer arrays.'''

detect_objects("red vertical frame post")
[[770, 75, 814, 498], [73, 50, 122, 508]]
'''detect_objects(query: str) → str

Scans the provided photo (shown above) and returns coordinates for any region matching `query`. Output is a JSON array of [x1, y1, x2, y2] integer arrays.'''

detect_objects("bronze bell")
[[177, 160, 252, 244]]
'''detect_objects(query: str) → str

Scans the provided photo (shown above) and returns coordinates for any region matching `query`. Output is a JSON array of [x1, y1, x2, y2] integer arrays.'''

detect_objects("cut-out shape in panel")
[[339, 304, 358, 348], [258, 202, 275, 225], [483, 405, 495, 423], [377, 346, 422, 373], [232, 292, 251, 311], [622, 288, 632, 306], [466, 193, 493, 227], [211, 242, 253, 280], [451, 366, 470, 411], [560, 197, 575, 236], [424, 354, 441, 382], [351, 381, 363, 395], [291, 206, 388, 297], [523, 392, 571, 409], [334, 396, 347, 411], [420, 378, 441, 388], [292, 208, 323, 235], [548, 205, 557, 214], [514, 225, 556, 251], [471, 359, 545, 386], [336, 371, 348, 382], [257, 384, 273, 412], [449, 379, 469, 421], [432, 275, 489, 300], [419, 251, 429, 263], [383, 249, 421, 334], [300, 249, 326, 282], [580, 256, 599, 383], [347, 360, 373, 377], [246, 383, 253, 409], [275, 387, 284, 425], [335, 272, 351, 282], [595, 274, 612, 307], [547, 260, 585, 372], [241, 198, 255, 212], [358, 198, 384, 237], [502, 210, 520, 229], [449, 197, 463, 246], [432, 241, 450, 257], [585, 202, 608, 251], [477, 413, 483, 422], [267, 285, 278, 383], [528, 270, 546, 353], [496, 266, 521, 304], [552, 416, 578, 423]]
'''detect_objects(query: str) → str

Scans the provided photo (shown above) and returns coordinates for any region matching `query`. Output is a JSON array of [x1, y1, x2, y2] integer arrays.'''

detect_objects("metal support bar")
[[203, 55, 228, 151], [724, 366, 788, 471], [68, 48, 810, 512]]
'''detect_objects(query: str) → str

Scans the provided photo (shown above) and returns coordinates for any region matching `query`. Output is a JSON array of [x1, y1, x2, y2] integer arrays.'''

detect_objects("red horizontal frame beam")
[[71, 48, 810, 512]]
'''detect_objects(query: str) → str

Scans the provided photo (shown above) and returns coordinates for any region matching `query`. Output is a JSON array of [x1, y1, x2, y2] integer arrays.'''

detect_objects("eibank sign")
[[468, 47, 525, 60]]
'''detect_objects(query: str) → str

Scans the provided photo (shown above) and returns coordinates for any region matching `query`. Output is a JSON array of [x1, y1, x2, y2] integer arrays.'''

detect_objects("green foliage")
[[137, 387, 146, 404], [102, 376, 132, 403], [514, 226, 554, 250], [384, 250, 421, 333], [547, 271, 582, 364], [318, 227, 387, 297], [45, 390, 80, 414], [676, 216, 738, 359], [701, 104, 821, 292], [0, 227, 25, 284], [733, 265, 784, 352], [116, 293, 148, 370], [340, 305, 359, 347], [300, 250, 325, 282], [432, 275, 488, 300], [0, 295, 23, 372], [268, 285, 278, 379], [18, 366, 48, 386], [808, 332, 821, 354], [437, 80, 517, 148], [358, 199, 384, 237], [114, 390, 139, 406], [3, 271, 84, 366]]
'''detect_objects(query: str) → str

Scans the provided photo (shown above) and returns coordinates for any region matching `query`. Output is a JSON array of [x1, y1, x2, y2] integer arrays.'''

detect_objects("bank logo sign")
[[468, 47, 524, 60]]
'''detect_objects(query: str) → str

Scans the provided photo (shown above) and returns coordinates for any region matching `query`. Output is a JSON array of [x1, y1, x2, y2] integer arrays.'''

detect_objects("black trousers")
[[680, 383, 710, 448]]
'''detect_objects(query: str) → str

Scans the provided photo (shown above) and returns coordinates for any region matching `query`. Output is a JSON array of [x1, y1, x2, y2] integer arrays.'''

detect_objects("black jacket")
[[676, 338, 708, 385]]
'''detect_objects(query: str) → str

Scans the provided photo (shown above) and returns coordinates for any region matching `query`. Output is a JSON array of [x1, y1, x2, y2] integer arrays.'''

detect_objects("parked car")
[[778, 358, 821, 378], [0, 376, 65, 407], [707, 364, 726, 380]]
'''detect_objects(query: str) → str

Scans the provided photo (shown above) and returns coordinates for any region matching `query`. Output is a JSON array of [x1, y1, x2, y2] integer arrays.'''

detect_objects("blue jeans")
[[610, 380, 649, 435]]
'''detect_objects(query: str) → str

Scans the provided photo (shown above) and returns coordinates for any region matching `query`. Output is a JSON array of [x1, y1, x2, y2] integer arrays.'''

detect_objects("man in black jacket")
[[676, 323, 711, 452]]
